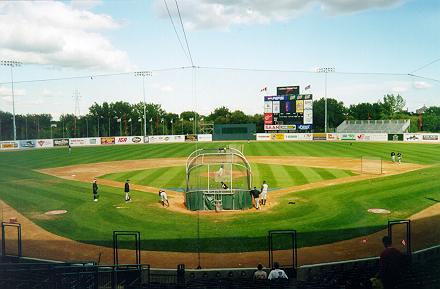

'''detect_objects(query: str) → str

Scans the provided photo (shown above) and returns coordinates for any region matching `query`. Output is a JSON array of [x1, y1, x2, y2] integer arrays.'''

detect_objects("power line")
[[408, 73, 440, 83], [410, 57, 440, 74], [174, 0, 194, 66], [163, 0, 190, 61]]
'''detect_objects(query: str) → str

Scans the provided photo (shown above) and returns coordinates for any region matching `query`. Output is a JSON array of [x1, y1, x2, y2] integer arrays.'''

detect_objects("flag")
[[304, 85, 311, 90], [260, 86, 267, 92]]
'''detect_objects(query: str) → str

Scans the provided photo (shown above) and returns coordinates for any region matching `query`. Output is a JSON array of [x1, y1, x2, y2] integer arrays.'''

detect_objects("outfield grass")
[[0, 141, 440, 253], [101, 163, 356, 190]]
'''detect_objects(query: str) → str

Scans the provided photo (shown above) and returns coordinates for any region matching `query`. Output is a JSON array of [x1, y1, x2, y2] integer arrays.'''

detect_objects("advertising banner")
[[404, 133, 440, 142], [88, 138, 101, 145], [185, 135, 198, 142], [313, 133, 327, 141], [264, 124, 279, 130], [69, 138, 89, 146], [19, 140, 36, 148], [388, 134, 403, 141], [197, 134, 213, 142], [403, 133, 421, 142], [297, 124, 312, 130], [115, 136, 143, 145], [101, 137, 116, 145], [148, 135, 185, 143], [0, 141, 19, 149], [296, 100, 304, 113], [264, 101, 273, 113], [256, 133, 271, 141], [339, 133, 356, 141], [303, 110, 313, 124], [264, 113, 273, 125], [327, 133, 338, 141], [36, 139, 54, 148], [422, 134, 439, 141], [53, 138, 69, 147], [272, 101, 280, 114], [271, 133, 285, 140], [279, 124, 296, 130], [355, 133, 388, 142], [284, 133, 313, 141]]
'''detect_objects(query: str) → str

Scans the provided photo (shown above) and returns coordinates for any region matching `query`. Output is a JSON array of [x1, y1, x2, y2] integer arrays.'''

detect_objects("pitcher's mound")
[[367, 208, 391, 214], [45, 210, 68, 215]]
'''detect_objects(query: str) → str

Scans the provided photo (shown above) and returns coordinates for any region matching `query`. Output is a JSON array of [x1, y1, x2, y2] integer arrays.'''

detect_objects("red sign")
[[264, 113, 273, 125]]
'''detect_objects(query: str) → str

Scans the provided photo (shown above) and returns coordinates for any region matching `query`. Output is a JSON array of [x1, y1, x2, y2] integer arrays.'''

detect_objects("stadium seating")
[[336, 119, 410, 133]]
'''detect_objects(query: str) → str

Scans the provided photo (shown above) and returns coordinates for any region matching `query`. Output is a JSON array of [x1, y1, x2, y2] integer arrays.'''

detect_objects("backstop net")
[[185, 147, 252, 211], [361, 156, 382, 175]]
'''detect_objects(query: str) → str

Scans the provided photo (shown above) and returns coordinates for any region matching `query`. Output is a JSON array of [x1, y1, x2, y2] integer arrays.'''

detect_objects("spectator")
[[268, 262, 288, 280], [378, 236, 404, 289], [254, 264, 267, 280]]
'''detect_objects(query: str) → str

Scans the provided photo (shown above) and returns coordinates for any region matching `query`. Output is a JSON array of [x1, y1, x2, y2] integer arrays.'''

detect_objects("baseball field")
[[1, 141, 440, 268]]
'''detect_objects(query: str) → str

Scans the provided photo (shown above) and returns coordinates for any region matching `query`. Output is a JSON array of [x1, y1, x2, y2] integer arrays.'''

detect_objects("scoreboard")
[[264, 86, 313, 131]]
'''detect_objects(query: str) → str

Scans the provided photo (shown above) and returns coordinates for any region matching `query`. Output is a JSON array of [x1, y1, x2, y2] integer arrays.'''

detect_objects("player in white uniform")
[[217, 164, 224, 177], [159, 190, 169, 207], [260, 181, 268, 206]]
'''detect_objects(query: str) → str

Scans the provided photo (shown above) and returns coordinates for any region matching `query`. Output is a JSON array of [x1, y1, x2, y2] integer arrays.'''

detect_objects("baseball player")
[[250, 186, 261, 209], [92, 178, 98, 202], [260, 180, 268, 205], [217, 164, 224, 177], [397, 152, 402, 164], [159, 190, 169, 207], [124, 180, 131, 202], [221, 181, 228, 190], [391, 151, 396, 163]]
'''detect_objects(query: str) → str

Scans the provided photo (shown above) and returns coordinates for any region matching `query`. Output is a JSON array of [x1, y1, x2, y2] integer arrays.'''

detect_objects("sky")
[[0, 0, 439, 119]]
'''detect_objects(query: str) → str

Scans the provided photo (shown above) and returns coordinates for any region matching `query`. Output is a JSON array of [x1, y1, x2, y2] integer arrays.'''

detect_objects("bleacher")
[[336, 119, 410, 133]]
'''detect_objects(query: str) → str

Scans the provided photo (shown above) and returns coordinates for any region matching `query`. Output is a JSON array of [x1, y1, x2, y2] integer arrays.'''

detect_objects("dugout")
[[185, 147, 252, 211], [213, 123, 256, 141]]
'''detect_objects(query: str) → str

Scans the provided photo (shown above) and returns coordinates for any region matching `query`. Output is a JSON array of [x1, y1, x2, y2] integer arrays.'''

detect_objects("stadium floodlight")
[[1, 60, 23, 141], [317, 67, 335, 133], [134, 71, 152, 139]]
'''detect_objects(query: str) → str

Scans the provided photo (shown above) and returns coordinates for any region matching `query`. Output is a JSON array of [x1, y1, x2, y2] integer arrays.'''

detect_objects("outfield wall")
[[2, 132, 440, 151]]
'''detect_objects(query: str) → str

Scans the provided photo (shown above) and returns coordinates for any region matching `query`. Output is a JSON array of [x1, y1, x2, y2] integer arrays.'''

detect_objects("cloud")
[[0, 1, 133, 71], [0, 86, 26, 99], [413, 81, 432, 89], [155, 0, 404, 30]]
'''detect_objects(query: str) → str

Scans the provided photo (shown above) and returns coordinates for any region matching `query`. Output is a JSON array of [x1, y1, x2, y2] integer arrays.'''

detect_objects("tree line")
[[0, 94, 437, 141]]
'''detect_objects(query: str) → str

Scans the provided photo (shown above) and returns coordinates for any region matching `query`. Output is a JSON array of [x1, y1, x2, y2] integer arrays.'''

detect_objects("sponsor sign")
[[185, 135, 198, 142], [256, 133, 271, 141], [303, 110, 313, 124], [272, 101, 280, 114], [297, 124, 312, 130], [264, 124, 279, 130], [264, 101, 273, 113], [264, 113, 273, 125], [53, 138, 69, 147], [403, 134, 420, 141], [340, 133, 356, 141], [279, 124, 296, 130], [284, 133, 313, 141], [271, 133, 285, 140], [69, 138, 88, 146], [296, 100, 304, 113], [101, 137, 116, 145], [355, 133, 388, 142], [115, 136, 142, 145], [88, 138, 100, 145], [313, 133, 327, 141], [264, 95, 286, 101], [0, 141, 19, 149], [197, 134, 213, 142], [19, 140, 36, 148], [327, 133, 338, 141], [388, 134, 403, 141], [422, 134, 439, 141], [148, 135, 185, 143], [277, 86, 299, 96], [36, 139, 54, 148]]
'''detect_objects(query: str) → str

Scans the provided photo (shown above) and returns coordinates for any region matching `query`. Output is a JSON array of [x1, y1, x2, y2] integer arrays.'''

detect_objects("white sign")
[[36, 139, 54, 148], [303, 110, 313, 124], [304, 99, 313, 110], [354, 133, 388, 142], [284, 133, 313, 141], [256, 133, 272, 141], [197, 134, 213, 142], [69, 138, 101, 146], [148, 135, 185, 143], [272, 101, 280, 114], [115, 136, 144, 145], [264, 124, 280, 130], [279, 125, 296, 130], [264, 101, 273, 113], [404, 133, 440, 142]]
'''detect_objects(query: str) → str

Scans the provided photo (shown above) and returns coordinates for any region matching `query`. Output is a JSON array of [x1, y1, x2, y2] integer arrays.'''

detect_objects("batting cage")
[[185, 146, 252, 211]]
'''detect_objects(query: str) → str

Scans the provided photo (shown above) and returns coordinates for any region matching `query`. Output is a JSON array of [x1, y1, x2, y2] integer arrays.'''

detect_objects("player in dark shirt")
[[250, 187, 261, 209], [92, 178, 98, 202], [220, 181, 228, 190], [390, 151, 395, 162], [124, 180, 131, 202]]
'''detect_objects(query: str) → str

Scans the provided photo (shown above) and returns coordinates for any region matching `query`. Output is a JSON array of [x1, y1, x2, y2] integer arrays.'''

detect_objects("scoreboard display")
[[264, 86, 313, 131]]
